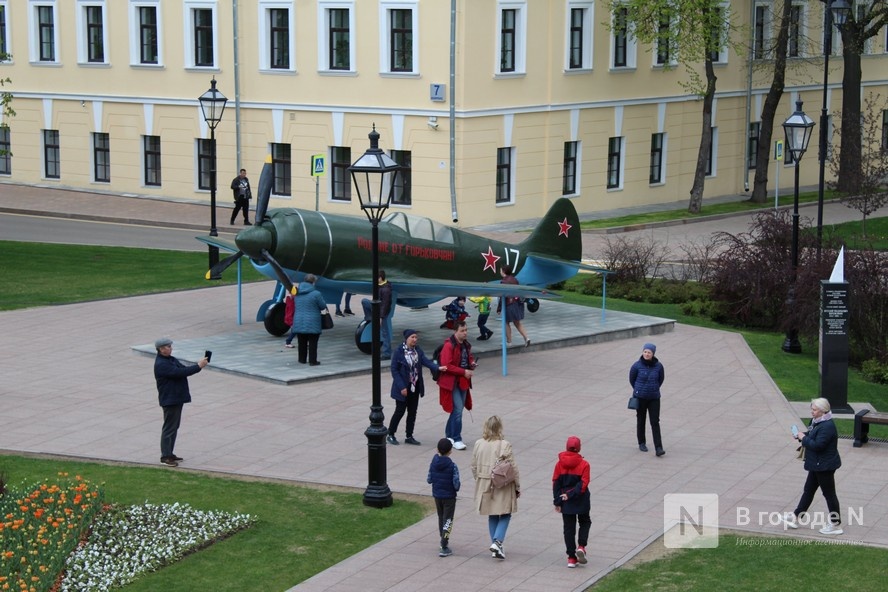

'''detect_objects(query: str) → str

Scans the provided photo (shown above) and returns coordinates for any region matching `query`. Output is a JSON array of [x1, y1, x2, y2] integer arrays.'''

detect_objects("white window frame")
[[29, 0, 59, 64], [184, 1, 218, 69], [379, 0, 419, 75], [76, 1, 109, 65], [653, 9, 677, 67], [565, 1, 593, 72], [0, 1, 13, 62], [708, 2, 730, 64], [495, 1, 527, 76], [259, 1, 295, 72], [318, 1, 356, 73], [610, 4, 637, 70], [787, 3, 806, 58], [752, 3, 772, 60], [606, 136, 625, 191], [128, 0, 164, 67], [495, 146, 517, 205], [650, 132, 667, 186]]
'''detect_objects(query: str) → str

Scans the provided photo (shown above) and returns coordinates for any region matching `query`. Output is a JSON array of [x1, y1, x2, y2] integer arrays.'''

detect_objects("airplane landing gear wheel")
[[526, 298, 540, 313], [354, 319, 372, 354], [264, 301, 290, 336]]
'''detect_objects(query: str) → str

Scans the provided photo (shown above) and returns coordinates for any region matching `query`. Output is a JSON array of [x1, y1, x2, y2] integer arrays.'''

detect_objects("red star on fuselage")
[[481, 246, 501, 272], [557, 217, 572, 237]]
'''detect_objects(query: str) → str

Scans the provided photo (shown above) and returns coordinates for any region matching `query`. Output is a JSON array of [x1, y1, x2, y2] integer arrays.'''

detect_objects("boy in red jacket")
[[552, 436, 591, 568]]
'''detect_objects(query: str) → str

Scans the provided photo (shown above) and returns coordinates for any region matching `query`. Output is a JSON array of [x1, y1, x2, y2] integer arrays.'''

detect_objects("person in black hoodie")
[[427, 438, 461, 557], [552, 436, 591, 568], [629, 342, 666, 456], [780, 397, 844, 535]]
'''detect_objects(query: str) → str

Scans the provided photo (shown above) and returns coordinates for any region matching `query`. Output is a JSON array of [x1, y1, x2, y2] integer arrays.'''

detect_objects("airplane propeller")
[[204, 157, 294, 288]]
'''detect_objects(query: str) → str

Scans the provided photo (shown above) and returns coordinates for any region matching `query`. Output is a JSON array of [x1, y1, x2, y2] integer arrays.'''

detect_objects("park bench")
[[853, 409, 888, 447]]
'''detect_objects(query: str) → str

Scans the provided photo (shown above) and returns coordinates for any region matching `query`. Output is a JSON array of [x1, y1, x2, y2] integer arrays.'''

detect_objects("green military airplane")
[[200, 158, 600, 351]]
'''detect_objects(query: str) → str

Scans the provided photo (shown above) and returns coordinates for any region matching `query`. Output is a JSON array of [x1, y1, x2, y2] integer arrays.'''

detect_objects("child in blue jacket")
[[427, 438, 461, 557]]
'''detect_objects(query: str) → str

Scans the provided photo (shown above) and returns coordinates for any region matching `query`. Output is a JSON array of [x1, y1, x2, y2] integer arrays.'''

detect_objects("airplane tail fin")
[[519, 198, 582, 264]]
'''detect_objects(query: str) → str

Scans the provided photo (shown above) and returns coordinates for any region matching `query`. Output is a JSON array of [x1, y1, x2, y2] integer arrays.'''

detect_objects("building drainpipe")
[[449, 0, 459, 223], [232, 1, 242, 169], [743, 0, 755, 193]]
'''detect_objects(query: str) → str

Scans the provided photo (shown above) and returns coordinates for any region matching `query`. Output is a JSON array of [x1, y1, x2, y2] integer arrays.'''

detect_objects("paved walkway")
[[0, 184, 885, 592]]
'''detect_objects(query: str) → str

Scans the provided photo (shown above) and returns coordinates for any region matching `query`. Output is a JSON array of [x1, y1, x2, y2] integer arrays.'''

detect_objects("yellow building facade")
[[1, 1, 886, 226]]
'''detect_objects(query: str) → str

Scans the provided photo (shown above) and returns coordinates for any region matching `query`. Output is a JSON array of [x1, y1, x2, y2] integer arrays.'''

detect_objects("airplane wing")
[[524, 252, 612, 277], [382, 276, 560, 300], [195, 235, 240, 253]]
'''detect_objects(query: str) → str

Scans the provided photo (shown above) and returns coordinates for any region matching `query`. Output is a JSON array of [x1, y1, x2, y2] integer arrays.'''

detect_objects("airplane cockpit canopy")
[[383, 211, 455, 244]]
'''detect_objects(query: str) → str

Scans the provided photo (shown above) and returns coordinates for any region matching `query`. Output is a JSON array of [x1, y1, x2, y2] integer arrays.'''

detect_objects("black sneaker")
[[404, 437, 421, 445], [344, 309, 355, 316], [639, 444, 648, 452], [335, 311, 345, 317], [160, 457, 178, 467], [386, 435, 399, 445], [439, 547, 453, 557], [655, 448, 666, 457], [171, 455, 184, 462]]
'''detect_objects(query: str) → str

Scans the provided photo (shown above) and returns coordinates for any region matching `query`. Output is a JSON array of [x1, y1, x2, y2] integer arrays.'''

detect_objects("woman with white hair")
[[781, 398, 844, 535]]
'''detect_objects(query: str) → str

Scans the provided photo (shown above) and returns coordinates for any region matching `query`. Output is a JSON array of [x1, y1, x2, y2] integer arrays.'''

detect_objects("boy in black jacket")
[[552, 436, 591, 568], [427, 438, 461, 556]]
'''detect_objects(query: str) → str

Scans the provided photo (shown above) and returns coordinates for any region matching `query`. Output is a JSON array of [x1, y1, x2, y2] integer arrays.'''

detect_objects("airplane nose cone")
[[235, 224, 274, 258]]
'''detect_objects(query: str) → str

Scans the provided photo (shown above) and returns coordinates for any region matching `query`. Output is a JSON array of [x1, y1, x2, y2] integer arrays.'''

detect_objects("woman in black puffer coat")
[[629, 342, 666, 456]]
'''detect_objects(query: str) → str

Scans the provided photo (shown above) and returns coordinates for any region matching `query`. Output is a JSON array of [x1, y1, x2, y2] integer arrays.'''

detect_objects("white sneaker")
[[819, 523, 843, 535], [489, 540, 505, 559], [452, 440, 467, 450], [779, 513, 798, 529]]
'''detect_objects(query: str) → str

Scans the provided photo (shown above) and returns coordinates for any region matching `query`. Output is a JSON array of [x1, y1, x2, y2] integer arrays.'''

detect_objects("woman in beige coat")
[[471, 415, 521, 560]]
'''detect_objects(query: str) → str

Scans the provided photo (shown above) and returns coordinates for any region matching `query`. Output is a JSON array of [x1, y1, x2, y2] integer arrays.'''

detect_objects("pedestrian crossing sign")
[[311, 154, 326, 177]]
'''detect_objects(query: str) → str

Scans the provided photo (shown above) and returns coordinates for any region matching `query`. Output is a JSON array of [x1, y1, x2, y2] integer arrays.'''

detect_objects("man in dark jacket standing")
[[229, 168, 252, 225], [154, 337, 207, 467]]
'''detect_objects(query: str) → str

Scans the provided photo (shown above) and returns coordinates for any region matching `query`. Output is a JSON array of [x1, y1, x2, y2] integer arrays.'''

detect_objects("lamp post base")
[[363, 422, 392, 508]]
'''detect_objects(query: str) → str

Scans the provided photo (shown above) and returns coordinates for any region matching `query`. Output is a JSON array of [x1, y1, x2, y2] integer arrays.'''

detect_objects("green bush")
[[861, 358, 888, 384]]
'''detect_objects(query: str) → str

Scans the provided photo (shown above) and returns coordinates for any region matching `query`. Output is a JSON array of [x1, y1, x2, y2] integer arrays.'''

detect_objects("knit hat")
[[643, 343, 656, 354], [566, 436, 581, 452], [437, 438, 453, 454], [403, 329, 419, 340], [154, 337, 173, 349]]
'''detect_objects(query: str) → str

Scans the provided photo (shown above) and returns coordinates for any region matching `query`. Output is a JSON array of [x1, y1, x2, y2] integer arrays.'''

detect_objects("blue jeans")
[[488, 514, 512, 543], [444, 386, 466, 442]]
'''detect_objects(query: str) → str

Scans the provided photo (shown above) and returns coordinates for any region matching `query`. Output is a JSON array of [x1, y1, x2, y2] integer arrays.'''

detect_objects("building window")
[[708, 5, 727, 63], [788, 5, 801, 58], [563, 141, 578, 196], [143, 135, 161, 186], [35, 4, 57, 62], [495, 147, 513, 204], [269, 7, 290, 69], [329, 7, 350, 70], [390, 9, 413, 72], [133, 4, 160, 65], [613, 6, 628, 68], [655, 11, 672, 65], [82, 4, 106, 63], [93, 132, 110, 182], [747, 122, 760, 170], [500, 9, 516, 72], [188, 5, 215, 68], [496, 2, 526, 75], [882, 110, 888, 150], [0, 126, 10, 175], [197, 138, 212, 190], [271, 143, 291, 196], [607, 137, 622, 189], [650, 133, 665, 184], [331, 146, 351, 201], [390, 150, 411, 205], [753, 5, 769, 60], [43, 129, 60, 179], [566, 2, 593, 70], [0, 4, 7, 58]]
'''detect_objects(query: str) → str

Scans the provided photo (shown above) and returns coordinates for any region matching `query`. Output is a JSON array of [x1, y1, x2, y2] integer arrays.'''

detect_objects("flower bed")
[[0, 473, 104, 592], [2, 474, 255, 592]]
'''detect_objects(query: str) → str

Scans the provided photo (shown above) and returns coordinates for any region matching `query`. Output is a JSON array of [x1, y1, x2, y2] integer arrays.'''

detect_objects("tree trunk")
[[689, 59, 717, 214], [751, 0, 791, 203]]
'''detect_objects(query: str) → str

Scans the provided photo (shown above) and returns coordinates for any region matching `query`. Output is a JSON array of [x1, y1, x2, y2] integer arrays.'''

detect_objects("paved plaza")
[[0, 185, 885, 591]]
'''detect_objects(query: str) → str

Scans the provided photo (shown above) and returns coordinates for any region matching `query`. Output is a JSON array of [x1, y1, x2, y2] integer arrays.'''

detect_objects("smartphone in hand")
[[204, 350, 212, 363], [791, 424, 799, 437]]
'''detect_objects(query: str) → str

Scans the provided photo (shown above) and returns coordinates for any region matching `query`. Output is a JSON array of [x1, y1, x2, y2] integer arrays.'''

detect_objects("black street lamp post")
[[350, 125, 400, 508], [782, 101, 815, 354], [198, 77, 228, 277], [816, 0, 851, 260]]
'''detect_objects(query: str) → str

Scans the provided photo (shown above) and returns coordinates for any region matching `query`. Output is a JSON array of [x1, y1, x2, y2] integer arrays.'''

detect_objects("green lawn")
[[0, 454, 430, 592]]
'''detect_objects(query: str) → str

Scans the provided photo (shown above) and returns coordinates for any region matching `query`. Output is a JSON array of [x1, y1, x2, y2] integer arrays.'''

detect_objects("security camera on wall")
[[428, 116, 438, 130]]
